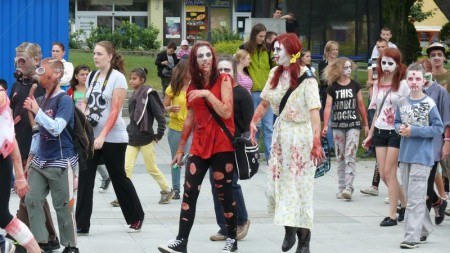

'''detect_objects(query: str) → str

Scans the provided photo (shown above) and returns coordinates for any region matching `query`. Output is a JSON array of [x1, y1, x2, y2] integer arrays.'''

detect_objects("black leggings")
[[75, 142, 144, 229], [426, 162, 439, 211], [178, 152, 236, 239], [0, 155, 14, 228]]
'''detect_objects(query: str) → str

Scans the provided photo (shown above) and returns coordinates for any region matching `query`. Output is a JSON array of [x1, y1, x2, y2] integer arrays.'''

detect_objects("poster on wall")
[[166, 17, 181, 38], [76, 15, 97, 40]]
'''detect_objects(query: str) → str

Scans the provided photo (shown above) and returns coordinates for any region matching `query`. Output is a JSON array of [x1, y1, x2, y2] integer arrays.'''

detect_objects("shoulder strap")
[[204, 99, 234, 143], [279, 69, 315, 115], [377, 88, 392, 117], [88, 70, 98, 88]]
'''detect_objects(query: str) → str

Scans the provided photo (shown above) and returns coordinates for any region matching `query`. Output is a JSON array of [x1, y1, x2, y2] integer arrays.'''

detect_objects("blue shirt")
[[395, 95, 444, 166]]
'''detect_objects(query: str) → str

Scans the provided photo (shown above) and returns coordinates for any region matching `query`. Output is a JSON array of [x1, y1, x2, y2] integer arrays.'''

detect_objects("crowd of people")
[[1, 11, 450, 253]]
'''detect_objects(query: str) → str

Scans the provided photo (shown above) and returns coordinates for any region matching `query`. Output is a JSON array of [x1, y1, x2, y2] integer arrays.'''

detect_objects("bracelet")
[[444, 138, 450, 142], [176, 151, 184, 155]]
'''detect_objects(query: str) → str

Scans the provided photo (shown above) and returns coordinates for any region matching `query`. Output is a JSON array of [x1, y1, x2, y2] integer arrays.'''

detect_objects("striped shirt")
[[32, 155, 78, 170], [237, 72, 253, 93]]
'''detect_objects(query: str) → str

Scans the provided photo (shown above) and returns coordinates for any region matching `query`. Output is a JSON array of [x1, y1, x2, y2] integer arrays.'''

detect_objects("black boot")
[[295, 228, 311, 253], [282, 226, 297, 252]]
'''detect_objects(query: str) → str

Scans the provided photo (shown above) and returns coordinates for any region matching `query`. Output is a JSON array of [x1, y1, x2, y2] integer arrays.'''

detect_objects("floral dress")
[[260, 67, 321, 228]]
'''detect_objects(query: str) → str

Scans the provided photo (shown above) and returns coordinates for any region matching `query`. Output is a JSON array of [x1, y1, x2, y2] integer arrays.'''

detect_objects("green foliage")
[[69, 29, 86, 49], [403, 21, 422, 64], [211, 26, 242, 44], [85, 21, 160, 50], [440, 22, 450, 43], [409, 0, 436, 22], [213, 40, 243, 54]]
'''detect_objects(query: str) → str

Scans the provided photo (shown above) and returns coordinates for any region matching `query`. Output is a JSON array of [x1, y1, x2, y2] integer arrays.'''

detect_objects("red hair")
[[376, 48, 406, 92], [270, 33, 302, 89], [188, 41, 220, 89]]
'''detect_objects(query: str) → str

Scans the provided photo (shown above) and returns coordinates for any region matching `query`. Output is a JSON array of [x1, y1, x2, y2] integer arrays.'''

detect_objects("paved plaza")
[[5, 133, 450, 253]]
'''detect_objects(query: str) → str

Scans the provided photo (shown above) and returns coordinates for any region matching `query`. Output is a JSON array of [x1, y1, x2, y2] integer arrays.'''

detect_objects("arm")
[[240, 91, 255, 133], [95, 88, 126, 149], [394, 104, 402, 134], [321, 94, 332, 136], [357, 91, 369, 136], [149, 93, 166, 141], [11, 140, 28, 198], [172, 108, 195, 166], [60, 62, 74, 85], [249, 99, 269, 144], [310, 108, 325, 165], [409, 107, 444, 138]]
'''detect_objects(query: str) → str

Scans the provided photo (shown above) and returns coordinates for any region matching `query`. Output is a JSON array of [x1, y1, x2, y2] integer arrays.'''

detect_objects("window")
[[235, 0, 252, 12]]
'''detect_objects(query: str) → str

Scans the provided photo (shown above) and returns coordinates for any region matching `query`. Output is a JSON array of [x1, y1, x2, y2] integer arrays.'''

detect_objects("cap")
[[181, 40, 189, 46], [426, 42, 446, 56]]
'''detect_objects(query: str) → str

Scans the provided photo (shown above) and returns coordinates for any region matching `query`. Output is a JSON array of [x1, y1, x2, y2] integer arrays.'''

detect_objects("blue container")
[[0, 0, 69, 92]]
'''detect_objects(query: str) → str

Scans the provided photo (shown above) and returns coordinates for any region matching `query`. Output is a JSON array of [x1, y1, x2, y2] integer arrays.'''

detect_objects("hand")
[[249, 122, 258, 145], [310, 137, 325, 166], [362, 136, 372, 150], [170, 105, 181, 113], [93, 135, 106, 150], [14, 179, 29, 198], [23, 95, 38, 114], [188, 90, 211, 102], [162, 61, 169, 65], [14, 115, 22, 125], [399, 124, 411, 137], [171, 152, 184, 169], [321, 126, 328, 137], [364, 126, 370, 137]]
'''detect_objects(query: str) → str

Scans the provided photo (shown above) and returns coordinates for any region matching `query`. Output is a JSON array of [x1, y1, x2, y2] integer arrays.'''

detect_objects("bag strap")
[[279, 69, 314, 115], [377, 88, 392, 117], [204, 99, 234, 143]]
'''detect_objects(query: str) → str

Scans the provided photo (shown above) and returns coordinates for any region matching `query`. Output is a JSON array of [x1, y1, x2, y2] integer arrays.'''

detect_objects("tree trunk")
[[434, 0, 450, 21]]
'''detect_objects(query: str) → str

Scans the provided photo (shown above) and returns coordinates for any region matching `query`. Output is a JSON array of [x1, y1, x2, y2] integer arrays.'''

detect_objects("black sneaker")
[[158, 238, 187, 253], [432, 199, 447, 225], [99, 178, 111, 193], [76, 227, 89, 235], [62, 246, 80, 253], [398, 207, 406, 222], [222, 238, 238, 253], [400, 241, 419, 249], [380, 217, 397, 226], [419, 236, 427, 244], [173, 189, 181, 200], [49, 237, 61, 250], [38, 242, 52, 253]]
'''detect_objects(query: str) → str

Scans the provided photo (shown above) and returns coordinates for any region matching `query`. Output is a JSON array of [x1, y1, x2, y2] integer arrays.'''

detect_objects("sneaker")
[[362, 149, 375, 158], [419, 236, 427, 244], [360, 186, 379, 196], [210, 232, 227, 241], [336, 191, 344, 199], [128, 219, 143, 233], [99, 178, 111, 193], [49, 237, 61, 250], [77, 227, 89, 235], [400, 241, 419, 249], [445, 209, 450, 216], [38, 243, 52, 253], [384, 197, 390, 204], [110, 199, 120, 207], [158, 238, 188, 253], [341, 187, 352, 200], [4, 240, 16, 253], [172, 189, 181, 200], [380, 217, 397, 226], [432, 199, 447, 225], [236, 219, 251, 240], [159, 189, 175, 204], [222, 238, 238, 253], [398, 207, 406, 222], [62, 247, 80, 253]]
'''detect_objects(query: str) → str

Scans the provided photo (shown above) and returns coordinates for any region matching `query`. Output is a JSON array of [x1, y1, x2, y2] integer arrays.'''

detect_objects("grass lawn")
[[69, 50, 162, 90]]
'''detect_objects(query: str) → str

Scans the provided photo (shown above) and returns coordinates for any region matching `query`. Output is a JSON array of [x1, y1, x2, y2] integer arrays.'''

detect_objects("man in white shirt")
[[369, 28, 397, 60]]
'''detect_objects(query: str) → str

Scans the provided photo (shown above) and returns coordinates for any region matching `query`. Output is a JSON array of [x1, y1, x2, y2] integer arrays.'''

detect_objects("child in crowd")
[[322, 58, 369, 200], [394, 63, 444, 249], [176, 40, 191, 60], [124, 67, 174, 205], [370, 27, 397, 59], [234, 49, 253, 93]]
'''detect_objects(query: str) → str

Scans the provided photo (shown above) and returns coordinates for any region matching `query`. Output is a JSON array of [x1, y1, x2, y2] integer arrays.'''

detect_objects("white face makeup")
[[343, 61, 352, 77], [218, 60, 234, 76], [273, 41, 290, 67], [381, 56, 397, 73], [196, 46, 213, 73], [406, 71, 425, 92]]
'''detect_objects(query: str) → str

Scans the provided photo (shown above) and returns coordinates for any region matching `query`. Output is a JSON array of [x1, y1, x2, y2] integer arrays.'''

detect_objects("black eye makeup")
[[381, 61, 394, 66]]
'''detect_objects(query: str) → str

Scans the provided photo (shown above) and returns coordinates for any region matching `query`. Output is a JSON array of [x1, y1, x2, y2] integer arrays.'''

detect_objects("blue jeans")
[[209, 167, 248, 235], [167, 128, 192, 191], [0, 234, 4, 253], [251, 92, 273, 160]]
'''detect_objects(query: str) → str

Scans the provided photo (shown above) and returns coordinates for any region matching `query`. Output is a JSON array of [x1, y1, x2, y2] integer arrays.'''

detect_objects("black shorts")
[[373, 127, 401, 148]]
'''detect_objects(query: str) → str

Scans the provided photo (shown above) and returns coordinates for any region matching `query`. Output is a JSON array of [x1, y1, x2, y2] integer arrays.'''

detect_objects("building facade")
[[70, 0, 381, 59]]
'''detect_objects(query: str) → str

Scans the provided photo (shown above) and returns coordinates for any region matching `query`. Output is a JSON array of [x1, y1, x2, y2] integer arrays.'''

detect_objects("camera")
[[86, 115, 98, 127]]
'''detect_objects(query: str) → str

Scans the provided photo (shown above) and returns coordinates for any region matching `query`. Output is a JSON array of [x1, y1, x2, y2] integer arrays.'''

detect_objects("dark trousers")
[[426, 162, 439, 211], [209, 164, 248, 235], [75, 142, 144, 229], [0, 156, 14, 228], [178, 152, 237, 239], [160, 77, 171, 98]]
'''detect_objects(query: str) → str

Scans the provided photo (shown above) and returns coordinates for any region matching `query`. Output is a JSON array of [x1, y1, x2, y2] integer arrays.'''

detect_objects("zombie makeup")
[[196, 46, 213, 73], [273, 41, 290, 67], [406, 71, 425, 93], [381, 56, 397, 73], [343, 61, 352, 77], [218, 61, 233, 76]]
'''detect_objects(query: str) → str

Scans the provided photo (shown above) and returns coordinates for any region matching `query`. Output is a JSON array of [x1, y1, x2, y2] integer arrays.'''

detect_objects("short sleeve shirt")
[[327, 80, 362, 129], [165, 86, 188, 131]]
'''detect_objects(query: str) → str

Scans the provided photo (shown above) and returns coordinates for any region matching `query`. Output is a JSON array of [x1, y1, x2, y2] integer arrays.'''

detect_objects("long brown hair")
[[270, 33, 302, 89], [96, 41, 126, 74], [170, 59, 189, 96], [376, 48, 406, 92], [188, 41, 220, 89], [243, 23, 268, 55]]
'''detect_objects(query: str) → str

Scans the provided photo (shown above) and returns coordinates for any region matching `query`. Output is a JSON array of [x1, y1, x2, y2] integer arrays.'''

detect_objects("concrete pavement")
[[6, 133, 450, 253]]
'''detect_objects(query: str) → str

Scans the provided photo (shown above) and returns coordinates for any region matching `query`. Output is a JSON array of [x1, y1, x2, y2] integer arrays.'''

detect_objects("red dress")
[[187, 74, 234, 159]]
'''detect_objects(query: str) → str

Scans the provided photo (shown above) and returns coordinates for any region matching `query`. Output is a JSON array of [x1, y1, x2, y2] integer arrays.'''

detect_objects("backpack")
[[55, 93, 95, 169]]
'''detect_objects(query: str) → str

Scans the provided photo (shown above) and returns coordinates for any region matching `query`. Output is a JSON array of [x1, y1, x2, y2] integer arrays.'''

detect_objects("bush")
[[211, 26, 242, 44], [69, 29, 86, 49], [213, 40, 243, 55]]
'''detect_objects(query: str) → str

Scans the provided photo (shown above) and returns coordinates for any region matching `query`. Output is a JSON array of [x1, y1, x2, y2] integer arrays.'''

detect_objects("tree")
[[434, 0, 450, 20], [382, 0, 421, 64]]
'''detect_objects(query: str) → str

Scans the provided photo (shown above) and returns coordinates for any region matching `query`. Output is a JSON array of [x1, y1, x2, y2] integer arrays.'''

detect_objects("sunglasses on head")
[[219, 68, 231, 73], [381, 61, 394, 66]]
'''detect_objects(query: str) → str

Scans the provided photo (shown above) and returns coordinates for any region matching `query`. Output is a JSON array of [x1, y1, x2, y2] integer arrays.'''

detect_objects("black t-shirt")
[[233, 85, 254, 137], [326, 80, 362, 129], [286, 20, 299, 33]]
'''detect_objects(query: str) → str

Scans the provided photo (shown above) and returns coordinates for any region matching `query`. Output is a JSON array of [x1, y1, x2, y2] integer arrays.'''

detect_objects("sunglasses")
[[218, 68, 231, 73], [381, 61, 395, 66]]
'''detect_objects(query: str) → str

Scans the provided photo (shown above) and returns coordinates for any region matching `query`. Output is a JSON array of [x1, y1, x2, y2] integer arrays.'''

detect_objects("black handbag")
[[204, 101, 259, 180]]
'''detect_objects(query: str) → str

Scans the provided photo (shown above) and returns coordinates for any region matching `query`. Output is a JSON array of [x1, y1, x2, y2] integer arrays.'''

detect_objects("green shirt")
[[433, 70, 450, 94]]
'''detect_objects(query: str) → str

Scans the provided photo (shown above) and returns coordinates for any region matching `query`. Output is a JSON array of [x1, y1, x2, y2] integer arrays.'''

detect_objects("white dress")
[[260, 67, 321, 228]]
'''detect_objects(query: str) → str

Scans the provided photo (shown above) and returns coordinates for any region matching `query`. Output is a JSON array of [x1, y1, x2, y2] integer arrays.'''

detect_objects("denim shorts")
[[373, 127, 400, 148]]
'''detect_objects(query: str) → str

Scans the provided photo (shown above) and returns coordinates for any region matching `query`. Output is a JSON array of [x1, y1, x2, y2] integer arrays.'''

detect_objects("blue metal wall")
[[0, 0, 69, 91]]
